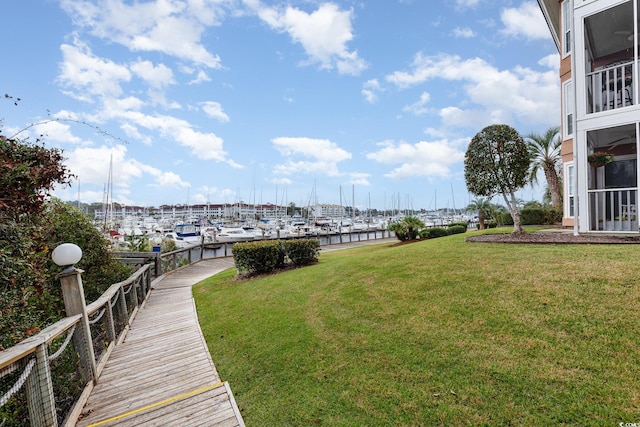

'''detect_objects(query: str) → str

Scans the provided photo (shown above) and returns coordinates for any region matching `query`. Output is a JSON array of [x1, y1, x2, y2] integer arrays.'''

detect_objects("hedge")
[[283, 239, 321, 266], [233, 238, 321, 275], [232, 240, 284, 274]]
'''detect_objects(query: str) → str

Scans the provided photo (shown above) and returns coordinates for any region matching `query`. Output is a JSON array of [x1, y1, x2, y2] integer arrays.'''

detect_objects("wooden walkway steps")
[[74, 258, 243, 427]]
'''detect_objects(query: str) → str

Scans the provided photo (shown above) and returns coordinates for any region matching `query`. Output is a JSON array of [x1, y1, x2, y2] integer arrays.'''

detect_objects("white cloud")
[[349, 172, 370, 186], [455, 0, 480, 8], [272, 136, 351, 176], [500, 2, 550, 40], [362, 79, 382, 103], [58, 39, 132, 101], [62, 144, 188, 190], [538, 53, 560, 69], [253, 2, 367, 75], [98, 108, 241, 167], [130, 60, 175, 88], [60, 0, 225, 68], [453, 27, 475, 38], [366, 139, 465, 179], [403, 92, 431, 116], [385, 52, 559, 128], [200, 101, 230, 122]]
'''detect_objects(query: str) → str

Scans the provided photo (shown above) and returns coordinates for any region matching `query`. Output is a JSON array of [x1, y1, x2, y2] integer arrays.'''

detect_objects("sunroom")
[[586, 124, 638, 232]]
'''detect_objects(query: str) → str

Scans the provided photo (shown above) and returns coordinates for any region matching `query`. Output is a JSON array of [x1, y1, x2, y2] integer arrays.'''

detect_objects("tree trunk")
[[502, 191, 523, 233], [544, 167, 562, 209], [478, 212, 486, 230]]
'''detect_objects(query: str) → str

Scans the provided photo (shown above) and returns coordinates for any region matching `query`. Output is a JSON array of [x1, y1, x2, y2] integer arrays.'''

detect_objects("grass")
[[194, 229, 640, 426]]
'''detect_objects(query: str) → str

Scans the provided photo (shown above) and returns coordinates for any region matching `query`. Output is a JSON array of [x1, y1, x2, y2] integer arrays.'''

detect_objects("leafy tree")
[[466, 197, 493, 230], [0, 134, 132, 349], [0, 135, 74, 221], [464, 124, 530, 233], [388, 216, 425, 241], [526, 126, 562, 209]]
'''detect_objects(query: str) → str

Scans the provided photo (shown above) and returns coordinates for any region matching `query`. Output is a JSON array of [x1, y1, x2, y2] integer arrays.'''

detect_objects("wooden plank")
[[74, 259, 244, 427]]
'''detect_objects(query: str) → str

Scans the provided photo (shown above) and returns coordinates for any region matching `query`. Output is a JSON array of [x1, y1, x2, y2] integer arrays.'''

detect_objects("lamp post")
[[52, 243, 97, 384]]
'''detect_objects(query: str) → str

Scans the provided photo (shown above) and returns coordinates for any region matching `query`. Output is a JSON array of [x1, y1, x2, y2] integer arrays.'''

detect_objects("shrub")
[[233, 240, 284, 274], [448, 222, 468, 229], [447, 225, 467, 235], [520, 208, 547, 225], [284, 239, 320, 266], [427, 228, 449, 239], [499, 212, 515, 226]]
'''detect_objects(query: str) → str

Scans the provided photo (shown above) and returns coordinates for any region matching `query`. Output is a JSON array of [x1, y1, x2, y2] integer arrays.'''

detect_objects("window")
[[563, 80, 574, 138], [605, 158, 637, 188], [565, 163, 575, 217], [562, 0, 572, 56]]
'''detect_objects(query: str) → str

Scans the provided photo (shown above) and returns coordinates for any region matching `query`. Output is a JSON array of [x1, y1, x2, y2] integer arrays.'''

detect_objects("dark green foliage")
[[388, 216, 426, 241], [464, 125, 530, 197], [283, 239, 320, 266], [519, 207, 563, 225], [500, 212, 515, 226], [447, 222, 468, 229], [1, 200, 133, 349], [427, 228, 449, 238], [447, 225, 467, 235], [233, 240, 285, 274], [520, 208, 548, 225], [43, 199, 134, 302]]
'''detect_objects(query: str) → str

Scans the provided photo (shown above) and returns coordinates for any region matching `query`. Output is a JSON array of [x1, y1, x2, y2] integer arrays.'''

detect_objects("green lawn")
[[194, 230, 640, 426]]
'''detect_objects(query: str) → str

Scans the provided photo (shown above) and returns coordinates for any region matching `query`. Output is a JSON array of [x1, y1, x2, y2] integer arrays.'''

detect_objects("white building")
[[540, 0, 640, 233]]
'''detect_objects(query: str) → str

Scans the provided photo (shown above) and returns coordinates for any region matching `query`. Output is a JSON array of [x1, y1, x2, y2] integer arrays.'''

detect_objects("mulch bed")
[[466, 230, 640, 244]]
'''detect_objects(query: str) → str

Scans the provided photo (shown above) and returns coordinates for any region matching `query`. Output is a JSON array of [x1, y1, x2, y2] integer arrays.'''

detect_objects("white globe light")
[[52, 243, 83, 267]]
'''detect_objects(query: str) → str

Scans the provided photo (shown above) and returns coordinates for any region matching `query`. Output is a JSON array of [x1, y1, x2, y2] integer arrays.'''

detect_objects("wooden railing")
[[0, 265, 152, 426], [0, 230, 394, 426]]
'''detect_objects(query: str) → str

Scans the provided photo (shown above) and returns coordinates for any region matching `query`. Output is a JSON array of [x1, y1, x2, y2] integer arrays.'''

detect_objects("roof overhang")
[[538, 0, 561, 53]]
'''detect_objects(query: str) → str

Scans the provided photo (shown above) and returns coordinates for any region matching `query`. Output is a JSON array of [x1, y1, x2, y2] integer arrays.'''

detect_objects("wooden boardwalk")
[[74, 258, 244, 427]]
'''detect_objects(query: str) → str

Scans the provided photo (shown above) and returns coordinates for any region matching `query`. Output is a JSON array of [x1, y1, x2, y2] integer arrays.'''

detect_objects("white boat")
[[165, 223, 202, 248], [214, 227, 256, 243]]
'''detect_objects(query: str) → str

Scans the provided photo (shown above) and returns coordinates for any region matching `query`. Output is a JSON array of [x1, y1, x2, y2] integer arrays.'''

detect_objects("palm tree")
[[388, 216, 425, 241], [466, 197, 493, 230], [526, 126, 562, 209]]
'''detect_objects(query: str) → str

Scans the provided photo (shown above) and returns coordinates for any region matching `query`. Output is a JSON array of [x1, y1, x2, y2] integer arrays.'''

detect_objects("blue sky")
[[1, 0, 558, 212]]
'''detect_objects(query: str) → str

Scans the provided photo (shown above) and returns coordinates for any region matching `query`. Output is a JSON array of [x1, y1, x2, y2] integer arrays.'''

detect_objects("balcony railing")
[[586, 60, 635, 114], [588, 188, 638, 232]]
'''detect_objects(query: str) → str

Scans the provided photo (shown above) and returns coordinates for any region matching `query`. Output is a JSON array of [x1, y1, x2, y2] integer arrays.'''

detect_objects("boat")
[[166, 223, 202, 247], [214, 227, 256, 243]]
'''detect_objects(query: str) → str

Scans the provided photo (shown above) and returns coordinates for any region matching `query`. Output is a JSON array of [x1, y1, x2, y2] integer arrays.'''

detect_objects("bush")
[[233, 240, 284, 274], [447, 222, 468, 229], [518, 207, 564, 225], [284, 239, 320, 266], [427, 228, 449, 238], [447, 225, 467, 235]]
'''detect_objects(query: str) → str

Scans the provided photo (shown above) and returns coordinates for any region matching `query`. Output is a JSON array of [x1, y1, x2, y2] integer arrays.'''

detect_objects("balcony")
[[589, 188, 638, 232], [586, 60, 635, 114]]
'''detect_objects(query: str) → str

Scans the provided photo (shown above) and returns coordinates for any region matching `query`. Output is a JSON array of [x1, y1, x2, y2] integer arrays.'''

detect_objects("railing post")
[[154, 252, 161, 277], [118, 286, 129, 325], [24, 343, 58, 427], [59, 268, 97, 384]]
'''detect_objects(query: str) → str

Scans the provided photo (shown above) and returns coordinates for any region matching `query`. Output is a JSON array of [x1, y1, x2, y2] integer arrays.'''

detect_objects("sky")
[[1, 0, 559, 213]]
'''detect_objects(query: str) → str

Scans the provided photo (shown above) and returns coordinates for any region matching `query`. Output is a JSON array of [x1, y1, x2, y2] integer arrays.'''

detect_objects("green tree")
[[0, 134, 132, 349], [388, 216, 425, 241], [464, 124, 530, 233], [526, 126, 562, 209], [466, 197, 493, 230]]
